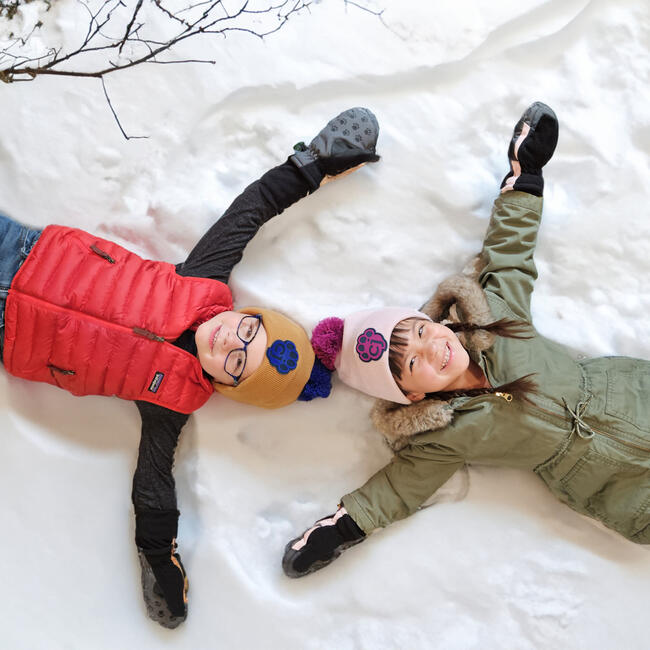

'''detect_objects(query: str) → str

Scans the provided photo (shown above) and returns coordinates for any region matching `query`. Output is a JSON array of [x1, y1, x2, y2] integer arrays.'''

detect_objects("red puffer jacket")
[[3, 225, 232, 413]]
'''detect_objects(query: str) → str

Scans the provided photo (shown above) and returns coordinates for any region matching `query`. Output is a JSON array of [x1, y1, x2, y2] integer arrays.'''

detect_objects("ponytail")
[[447, 318, 533, 340], [426, 373, 539, 404]]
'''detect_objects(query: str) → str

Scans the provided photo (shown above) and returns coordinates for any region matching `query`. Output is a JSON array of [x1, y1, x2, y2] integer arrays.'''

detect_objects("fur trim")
[[371, 398, 455, 451], [419, 253, 495, 352], [372, 255, 493, 451]]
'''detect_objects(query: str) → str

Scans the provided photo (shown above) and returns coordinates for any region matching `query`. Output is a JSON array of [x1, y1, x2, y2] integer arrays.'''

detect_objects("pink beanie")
[[312, 307, 429, 404]]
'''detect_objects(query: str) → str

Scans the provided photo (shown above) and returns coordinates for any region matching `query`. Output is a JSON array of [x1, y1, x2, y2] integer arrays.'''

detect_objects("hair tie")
[[310, 317, 344, 370]]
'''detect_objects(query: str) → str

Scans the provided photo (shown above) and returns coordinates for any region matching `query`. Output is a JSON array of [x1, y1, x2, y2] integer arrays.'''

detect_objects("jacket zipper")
[[459, 392, 650, 454]]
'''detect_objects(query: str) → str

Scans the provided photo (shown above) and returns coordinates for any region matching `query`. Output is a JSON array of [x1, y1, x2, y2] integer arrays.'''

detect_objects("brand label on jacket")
[[148, 372, 165, 393]]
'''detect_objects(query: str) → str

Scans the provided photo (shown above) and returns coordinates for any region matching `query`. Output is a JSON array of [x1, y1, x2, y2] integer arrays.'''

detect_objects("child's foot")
[[501, 101, 558, 197], [291, 107, 380, 190]]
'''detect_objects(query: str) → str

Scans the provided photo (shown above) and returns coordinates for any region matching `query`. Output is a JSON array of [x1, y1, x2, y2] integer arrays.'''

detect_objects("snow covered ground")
[[1, 0, 649, 648]]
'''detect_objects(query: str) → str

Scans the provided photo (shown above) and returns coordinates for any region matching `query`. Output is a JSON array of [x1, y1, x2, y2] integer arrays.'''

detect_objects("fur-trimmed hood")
[[370, 255, 495, 451]]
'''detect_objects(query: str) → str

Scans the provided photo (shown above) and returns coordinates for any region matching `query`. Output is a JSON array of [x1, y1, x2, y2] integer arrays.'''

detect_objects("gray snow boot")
[[290, 107, 380, 190]]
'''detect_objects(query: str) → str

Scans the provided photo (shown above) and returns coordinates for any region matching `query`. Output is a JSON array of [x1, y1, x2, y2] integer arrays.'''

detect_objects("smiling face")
[[195, 311, 268, 386], [390, 317, 472, 402]]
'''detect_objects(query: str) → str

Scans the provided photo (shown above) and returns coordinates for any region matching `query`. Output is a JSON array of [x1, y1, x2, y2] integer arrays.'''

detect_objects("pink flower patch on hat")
[[355, 327, 387, 362]]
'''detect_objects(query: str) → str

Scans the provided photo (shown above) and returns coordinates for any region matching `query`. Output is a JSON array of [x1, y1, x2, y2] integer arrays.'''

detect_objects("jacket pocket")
[[47, 363, 81, 393], [605, 361, 650, 435], [559, 443, 650, 541]]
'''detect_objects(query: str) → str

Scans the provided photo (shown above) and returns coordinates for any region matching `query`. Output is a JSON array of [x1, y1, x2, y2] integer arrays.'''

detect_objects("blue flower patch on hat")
[[266, 339, 299, 374]]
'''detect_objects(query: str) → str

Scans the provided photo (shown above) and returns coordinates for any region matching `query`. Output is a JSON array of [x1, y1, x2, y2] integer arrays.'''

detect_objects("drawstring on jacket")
[[562, 395, 595, 440]]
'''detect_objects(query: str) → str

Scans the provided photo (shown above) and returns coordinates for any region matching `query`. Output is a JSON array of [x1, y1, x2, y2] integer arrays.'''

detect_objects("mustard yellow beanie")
[[213, 307, 317, 409]]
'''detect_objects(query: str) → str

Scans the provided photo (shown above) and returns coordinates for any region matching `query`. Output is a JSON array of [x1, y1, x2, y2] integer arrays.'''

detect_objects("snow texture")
[[1, 0, 649, 648]]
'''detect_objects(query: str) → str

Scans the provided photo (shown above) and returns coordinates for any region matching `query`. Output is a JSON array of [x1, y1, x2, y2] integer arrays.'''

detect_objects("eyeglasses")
[[224, 314, 262, 386]]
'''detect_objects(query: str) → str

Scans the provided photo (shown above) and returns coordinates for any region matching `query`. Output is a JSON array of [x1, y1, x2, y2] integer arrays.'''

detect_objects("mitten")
[[138, 547, 188, 629], [501, 101, 559, 197], [290, 107, 380, 190], [135, 508, 188, 628], [282, 506, 365, 578]]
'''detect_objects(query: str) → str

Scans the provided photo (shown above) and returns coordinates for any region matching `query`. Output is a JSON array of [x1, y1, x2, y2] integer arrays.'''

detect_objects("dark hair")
[[389, 316, 538, 402]]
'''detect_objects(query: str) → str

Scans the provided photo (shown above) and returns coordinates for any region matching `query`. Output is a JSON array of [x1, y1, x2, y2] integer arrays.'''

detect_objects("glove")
[[290, 107, 380, 190], [135, 508, 188, 628], [501, 101, 559, 197], [138, 547, 188, 629], [282, 506, 365, 578]]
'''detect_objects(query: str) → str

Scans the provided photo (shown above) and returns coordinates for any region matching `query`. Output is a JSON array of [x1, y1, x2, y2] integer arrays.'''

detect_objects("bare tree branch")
[[0, 0, 386, 137], [343, 0, 390, 29], [118, 0, 143, 54], [101, 75, 148, 139]]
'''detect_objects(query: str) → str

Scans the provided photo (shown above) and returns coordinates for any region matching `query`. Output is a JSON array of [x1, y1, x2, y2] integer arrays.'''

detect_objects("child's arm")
[[341, 443, 464, 531], [177, 107, 379, 284], [478, 192, 543, 322], [478, 102, 558, 321], [132, 401, 189, 627], [176, 159, 316, 283], [283, 444, 464, 577]]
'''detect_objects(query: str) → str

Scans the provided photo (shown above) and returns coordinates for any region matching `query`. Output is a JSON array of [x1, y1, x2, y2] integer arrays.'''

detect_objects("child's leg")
[[0, 214, 42, 359], [177, 108, 379, 284]]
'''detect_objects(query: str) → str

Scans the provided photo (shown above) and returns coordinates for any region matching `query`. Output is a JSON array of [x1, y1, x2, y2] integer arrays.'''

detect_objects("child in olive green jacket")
[[283, 102, 650, 578]]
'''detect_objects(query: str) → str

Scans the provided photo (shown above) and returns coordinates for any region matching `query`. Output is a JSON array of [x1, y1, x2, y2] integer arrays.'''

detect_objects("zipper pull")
[[48, 364, 76, 376], [495, 392, 513, 402], [90, 244, 116, 264], [133, 327, 165, 342]]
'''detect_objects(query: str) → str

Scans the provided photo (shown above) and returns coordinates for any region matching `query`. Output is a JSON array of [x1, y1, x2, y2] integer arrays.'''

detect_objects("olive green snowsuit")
[[342, 191, 650, 544]]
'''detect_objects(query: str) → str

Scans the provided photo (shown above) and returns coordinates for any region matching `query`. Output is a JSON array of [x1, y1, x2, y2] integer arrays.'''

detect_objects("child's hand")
[[316, 150, 380, 177], [290, 107, 380, 191], [138, 546, 188, 628], [282, 506, 365, 578], [501, 101, 558, 196], [320, 163, 366, 186]]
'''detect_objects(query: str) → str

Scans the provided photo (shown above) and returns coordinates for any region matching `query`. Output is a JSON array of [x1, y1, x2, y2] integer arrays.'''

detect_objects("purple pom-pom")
[[311, 317, 344, 370]]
